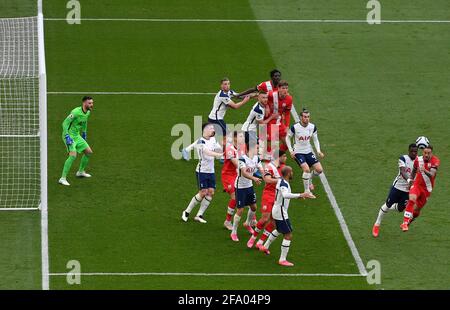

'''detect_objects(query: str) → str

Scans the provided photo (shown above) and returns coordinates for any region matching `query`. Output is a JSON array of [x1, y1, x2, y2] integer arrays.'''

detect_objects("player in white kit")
[[285, 109, 324, 193], [269, 166, 315, 266], [230, 139, 265, 242], [182, 78, 250, 160], [182, 123, 223, 224], [372, 143, 418, 237]]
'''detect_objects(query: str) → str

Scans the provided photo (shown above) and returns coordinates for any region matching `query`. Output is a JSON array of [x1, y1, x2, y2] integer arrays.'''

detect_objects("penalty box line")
[[49, 272, 364, 277]]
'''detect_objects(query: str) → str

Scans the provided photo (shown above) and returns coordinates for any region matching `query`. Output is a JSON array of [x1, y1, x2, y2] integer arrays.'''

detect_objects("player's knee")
[[68, 152, 77, 158], [199, 189, 208, 197], [314, 166, 323, 174], [409, 195, 417, 202], [85, 148, 93, 155], [302, 166, 310, 173], [208, 189, 215, 196]]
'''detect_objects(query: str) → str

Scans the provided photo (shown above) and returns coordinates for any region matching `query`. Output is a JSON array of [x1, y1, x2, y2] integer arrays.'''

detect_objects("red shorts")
[[261, 194, 275, 214], [409, 185, 430, 209], [221, 174, 236, 194]]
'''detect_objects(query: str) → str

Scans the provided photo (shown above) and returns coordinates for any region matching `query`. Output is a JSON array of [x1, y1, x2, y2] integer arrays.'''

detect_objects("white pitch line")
[[49, 272, 364, 277], [319, 173, 368, 276], [47, 91, 215, 95], [44, 18, 450, 24]]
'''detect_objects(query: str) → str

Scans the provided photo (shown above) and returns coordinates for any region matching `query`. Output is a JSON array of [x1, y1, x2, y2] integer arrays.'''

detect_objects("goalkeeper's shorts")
[[63, 135, 89, 154]]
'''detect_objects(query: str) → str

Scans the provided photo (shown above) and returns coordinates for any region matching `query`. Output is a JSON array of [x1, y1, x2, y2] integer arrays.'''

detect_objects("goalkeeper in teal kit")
[[58, 96, 94, 186]]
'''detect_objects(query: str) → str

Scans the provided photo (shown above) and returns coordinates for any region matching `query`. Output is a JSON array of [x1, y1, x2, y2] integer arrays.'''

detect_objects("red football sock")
[[226, 199, 236, 222], [253, 219, 265, 237], [403, 200, 415, 224], [413, 209, 421, 219]]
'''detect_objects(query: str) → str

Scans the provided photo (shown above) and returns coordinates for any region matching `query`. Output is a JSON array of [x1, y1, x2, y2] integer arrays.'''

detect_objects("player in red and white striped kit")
[[400, 145, 440, 232]]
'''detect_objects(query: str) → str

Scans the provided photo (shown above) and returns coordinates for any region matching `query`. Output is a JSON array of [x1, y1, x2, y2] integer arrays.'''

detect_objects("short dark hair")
[[278, 80, 288, 87], [424, 144, 433, 151], [301, 108, 310, 116], [82, 96, 93, 102], [409, 143, 418, 150], [221, 77, 230, 83], [202, 123, 212, 132], [270, 69, 281, 78]]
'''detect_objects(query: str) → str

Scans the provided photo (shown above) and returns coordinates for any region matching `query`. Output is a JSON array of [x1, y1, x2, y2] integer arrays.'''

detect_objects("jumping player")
[[372, 143, 418, 237], [182, 78, 250, 160], [400, 145, 440, 232], [182, 123, 223, 223], [286, 109, 324, 193]]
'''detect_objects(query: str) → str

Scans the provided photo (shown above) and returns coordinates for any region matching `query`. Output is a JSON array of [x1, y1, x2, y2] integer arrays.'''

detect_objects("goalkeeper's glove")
[[81, 132, 87, 140], [64, 134, 73, 145]]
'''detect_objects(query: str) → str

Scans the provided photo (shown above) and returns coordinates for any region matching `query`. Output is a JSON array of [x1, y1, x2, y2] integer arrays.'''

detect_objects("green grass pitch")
[[0, 0, 449, 289]]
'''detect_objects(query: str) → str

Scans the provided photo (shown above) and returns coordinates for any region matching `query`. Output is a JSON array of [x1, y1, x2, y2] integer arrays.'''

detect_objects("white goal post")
[[0, 6, 47, 212], [0, 0, 48, 289]]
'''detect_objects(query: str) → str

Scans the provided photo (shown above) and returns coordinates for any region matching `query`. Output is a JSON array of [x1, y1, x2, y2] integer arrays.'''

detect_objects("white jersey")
[[287, 122, 319, 154], [208, 89, 237, 121], [235, 154, 263, 189], [242, 102, 265, 132], [392, 154, 415, 192], [195, 136, 221, 173], [272, 179, 301, 220]]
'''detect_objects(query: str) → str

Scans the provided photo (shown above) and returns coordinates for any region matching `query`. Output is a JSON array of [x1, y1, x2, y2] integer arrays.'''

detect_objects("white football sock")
[[375, 203, 390, 225], [302, 172, 311, 192], [263, 230, 279, 249], [280, 239, 291, 261], [185, 193, 202, 213], [232, 214, 241, 235], [197, 196, 212, 217], [246, 209, 255, 225]]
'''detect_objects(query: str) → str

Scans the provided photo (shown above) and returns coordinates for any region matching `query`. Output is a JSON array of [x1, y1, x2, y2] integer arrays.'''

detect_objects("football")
[[415, 136, 430, 149]]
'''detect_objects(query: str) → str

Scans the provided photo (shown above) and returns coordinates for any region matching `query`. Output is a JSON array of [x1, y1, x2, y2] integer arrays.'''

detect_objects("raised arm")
[[234, 87, 258, 98], [286, 126, 295, 157], [227, 96, 250, 109]]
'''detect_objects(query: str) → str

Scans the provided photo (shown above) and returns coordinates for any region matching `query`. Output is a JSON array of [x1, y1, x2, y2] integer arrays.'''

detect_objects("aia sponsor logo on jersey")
[[297, 136, 311, 141]]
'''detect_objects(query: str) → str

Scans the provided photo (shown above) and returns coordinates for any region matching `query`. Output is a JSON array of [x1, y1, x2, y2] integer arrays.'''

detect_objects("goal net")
[[0, 16, 46, 210]]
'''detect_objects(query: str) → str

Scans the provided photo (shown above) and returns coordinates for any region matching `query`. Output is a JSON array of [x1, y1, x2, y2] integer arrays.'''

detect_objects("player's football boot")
[[372, 224, 380, 238], [243, 222, 255, 235], [278, 260, 294, 267], [247, 236, 256, 249], [400, 222, 409, 232], [223, 220, 233, 231], [76, 171, 92, 178], [230, 233, 239, 242], [181, 148, 190, 161], [181, 211, 189, 222], [58, 178, 70, 186], [259, 246, 270, 255], [194, 215, 207, 223]]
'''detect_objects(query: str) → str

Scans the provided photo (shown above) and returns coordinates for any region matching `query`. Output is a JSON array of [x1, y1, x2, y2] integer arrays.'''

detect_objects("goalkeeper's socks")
[[78, 154, 91, 172], [197, 196, 212, 217], [61, 155, 76, 178], [186, 193, 202, 213], [375, 203, 390, 225]]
